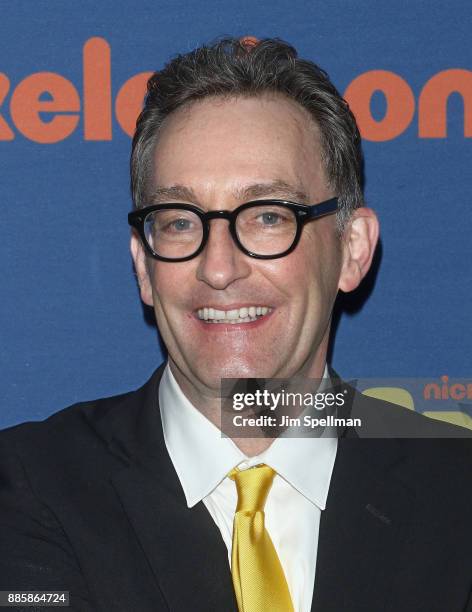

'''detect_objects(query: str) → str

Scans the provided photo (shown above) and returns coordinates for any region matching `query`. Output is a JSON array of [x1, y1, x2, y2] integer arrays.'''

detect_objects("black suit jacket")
[[1, 365, 471, 611]]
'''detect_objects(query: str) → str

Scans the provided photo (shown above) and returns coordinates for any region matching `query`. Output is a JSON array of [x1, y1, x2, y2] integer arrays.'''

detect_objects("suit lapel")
[[312, 432, 416, 612], [111, 463, 236, 611], [98, 366, 237, 611]]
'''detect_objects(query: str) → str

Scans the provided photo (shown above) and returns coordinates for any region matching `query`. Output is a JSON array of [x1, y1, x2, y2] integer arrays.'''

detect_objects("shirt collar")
[[159, 363, 337, 510], [159, 364, 245, 507]]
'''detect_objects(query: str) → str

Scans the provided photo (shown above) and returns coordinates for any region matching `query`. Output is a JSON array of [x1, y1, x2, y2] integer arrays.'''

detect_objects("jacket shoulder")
[[0, 365, 164, 473], [0, 389, 131, 451]]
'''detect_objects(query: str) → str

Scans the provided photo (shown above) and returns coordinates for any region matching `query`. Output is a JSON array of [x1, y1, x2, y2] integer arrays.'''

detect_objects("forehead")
[[151, 94, 329, 203]]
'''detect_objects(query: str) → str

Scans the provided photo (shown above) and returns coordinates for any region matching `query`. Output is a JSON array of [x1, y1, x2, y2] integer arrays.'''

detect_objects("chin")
[[204, 361, 273, 388], [195, 357, 270, 387]]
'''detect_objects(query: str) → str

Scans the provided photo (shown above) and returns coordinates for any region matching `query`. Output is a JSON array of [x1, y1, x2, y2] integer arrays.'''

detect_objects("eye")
[[237, 205, 296, 234], [259, 211, 283, 226], [153, 212, 199, 234], [170, 218, 193, 231]]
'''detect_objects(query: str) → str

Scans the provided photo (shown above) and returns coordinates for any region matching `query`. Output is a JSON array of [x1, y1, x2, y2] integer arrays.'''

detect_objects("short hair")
[[130, 37, 364, 231]]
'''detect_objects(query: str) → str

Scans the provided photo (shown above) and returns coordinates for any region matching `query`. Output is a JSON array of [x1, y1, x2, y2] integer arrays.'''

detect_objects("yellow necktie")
[[228, 464, 294, 612]]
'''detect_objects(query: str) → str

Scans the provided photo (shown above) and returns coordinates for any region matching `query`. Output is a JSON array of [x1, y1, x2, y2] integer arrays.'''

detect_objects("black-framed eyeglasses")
[[128, 197, 338, 262]]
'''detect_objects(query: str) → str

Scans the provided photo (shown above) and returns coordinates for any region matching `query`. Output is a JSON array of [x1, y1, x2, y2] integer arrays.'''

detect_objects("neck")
[[168, 336, 329, 456]]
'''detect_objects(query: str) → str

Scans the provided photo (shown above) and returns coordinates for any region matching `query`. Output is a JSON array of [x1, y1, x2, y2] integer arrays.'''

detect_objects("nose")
[[196, 219, 251, 289]]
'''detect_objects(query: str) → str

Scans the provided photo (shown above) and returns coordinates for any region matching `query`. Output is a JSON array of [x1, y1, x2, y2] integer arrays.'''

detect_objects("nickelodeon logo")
[[423, 375, 472, 401], [1, 37, 471, 144]]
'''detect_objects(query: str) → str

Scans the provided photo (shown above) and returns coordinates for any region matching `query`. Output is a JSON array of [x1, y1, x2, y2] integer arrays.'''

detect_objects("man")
[[1, 38, 471, 612]]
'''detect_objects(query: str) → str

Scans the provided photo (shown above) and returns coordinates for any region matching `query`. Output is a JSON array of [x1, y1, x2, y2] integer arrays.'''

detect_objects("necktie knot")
[[228, 464, 276, 513]]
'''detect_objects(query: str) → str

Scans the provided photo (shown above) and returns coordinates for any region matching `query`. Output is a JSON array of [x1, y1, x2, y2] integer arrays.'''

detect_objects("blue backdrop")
[[1, 0, 471, 428]]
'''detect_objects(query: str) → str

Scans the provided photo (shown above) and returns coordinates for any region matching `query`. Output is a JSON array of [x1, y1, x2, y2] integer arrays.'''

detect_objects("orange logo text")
[[1, 37, 471, 143]]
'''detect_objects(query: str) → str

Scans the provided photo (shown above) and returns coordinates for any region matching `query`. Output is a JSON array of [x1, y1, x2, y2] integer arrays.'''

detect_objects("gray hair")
[[130, 37, 364, 231]]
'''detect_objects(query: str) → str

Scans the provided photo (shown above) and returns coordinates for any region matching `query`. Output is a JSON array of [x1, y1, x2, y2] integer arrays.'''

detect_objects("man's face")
[[133, 94, 347, 396]]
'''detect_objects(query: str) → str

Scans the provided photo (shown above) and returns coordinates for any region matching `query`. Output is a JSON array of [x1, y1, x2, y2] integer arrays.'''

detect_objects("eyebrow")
[[151, 185, 196, 203], [236, 180, 310, 204], [150, 180, 310, 206]]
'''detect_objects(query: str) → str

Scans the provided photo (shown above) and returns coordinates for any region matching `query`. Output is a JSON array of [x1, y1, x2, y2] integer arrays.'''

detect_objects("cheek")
[[149, 263, 191, 312], [287, 231, 342, 310]]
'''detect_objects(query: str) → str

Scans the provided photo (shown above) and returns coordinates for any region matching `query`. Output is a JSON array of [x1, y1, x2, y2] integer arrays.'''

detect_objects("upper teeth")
[[197, 306, 271, 321]]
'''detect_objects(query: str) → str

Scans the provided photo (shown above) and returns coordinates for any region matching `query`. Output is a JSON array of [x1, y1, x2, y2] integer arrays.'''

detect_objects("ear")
[[130, 232, 154, 307], [338, 207, 379, 292]]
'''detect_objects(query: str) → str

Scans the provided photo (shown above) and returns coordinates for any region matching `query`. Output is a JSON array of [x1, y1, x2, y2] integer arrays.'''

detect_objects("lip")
[[190, 307, 275, 331]]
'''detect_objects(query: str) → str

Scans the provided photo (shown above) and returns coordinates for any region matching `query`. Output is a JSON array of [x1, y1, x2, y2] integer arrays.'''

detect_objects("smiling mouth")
[[196, 305, 273, 324]]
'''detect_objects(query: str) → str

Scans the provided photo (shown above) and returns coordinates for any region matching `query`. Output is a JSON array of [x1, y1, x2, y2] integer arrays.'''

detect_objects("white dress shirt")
[[159, 363, 338, 612]]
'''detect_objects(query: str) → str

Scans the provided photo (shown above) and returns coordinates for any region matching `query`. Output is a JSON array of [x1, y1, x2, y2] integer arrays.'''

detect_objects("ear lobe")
[[338, 207, 379, 293], [130, 232, 154, 307]]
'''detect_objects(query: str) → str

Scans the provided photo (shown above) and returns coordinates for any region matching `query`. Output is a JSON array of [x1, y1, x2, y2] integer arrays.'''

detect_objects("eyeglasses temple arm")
[[306, 197, 338, 219]]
